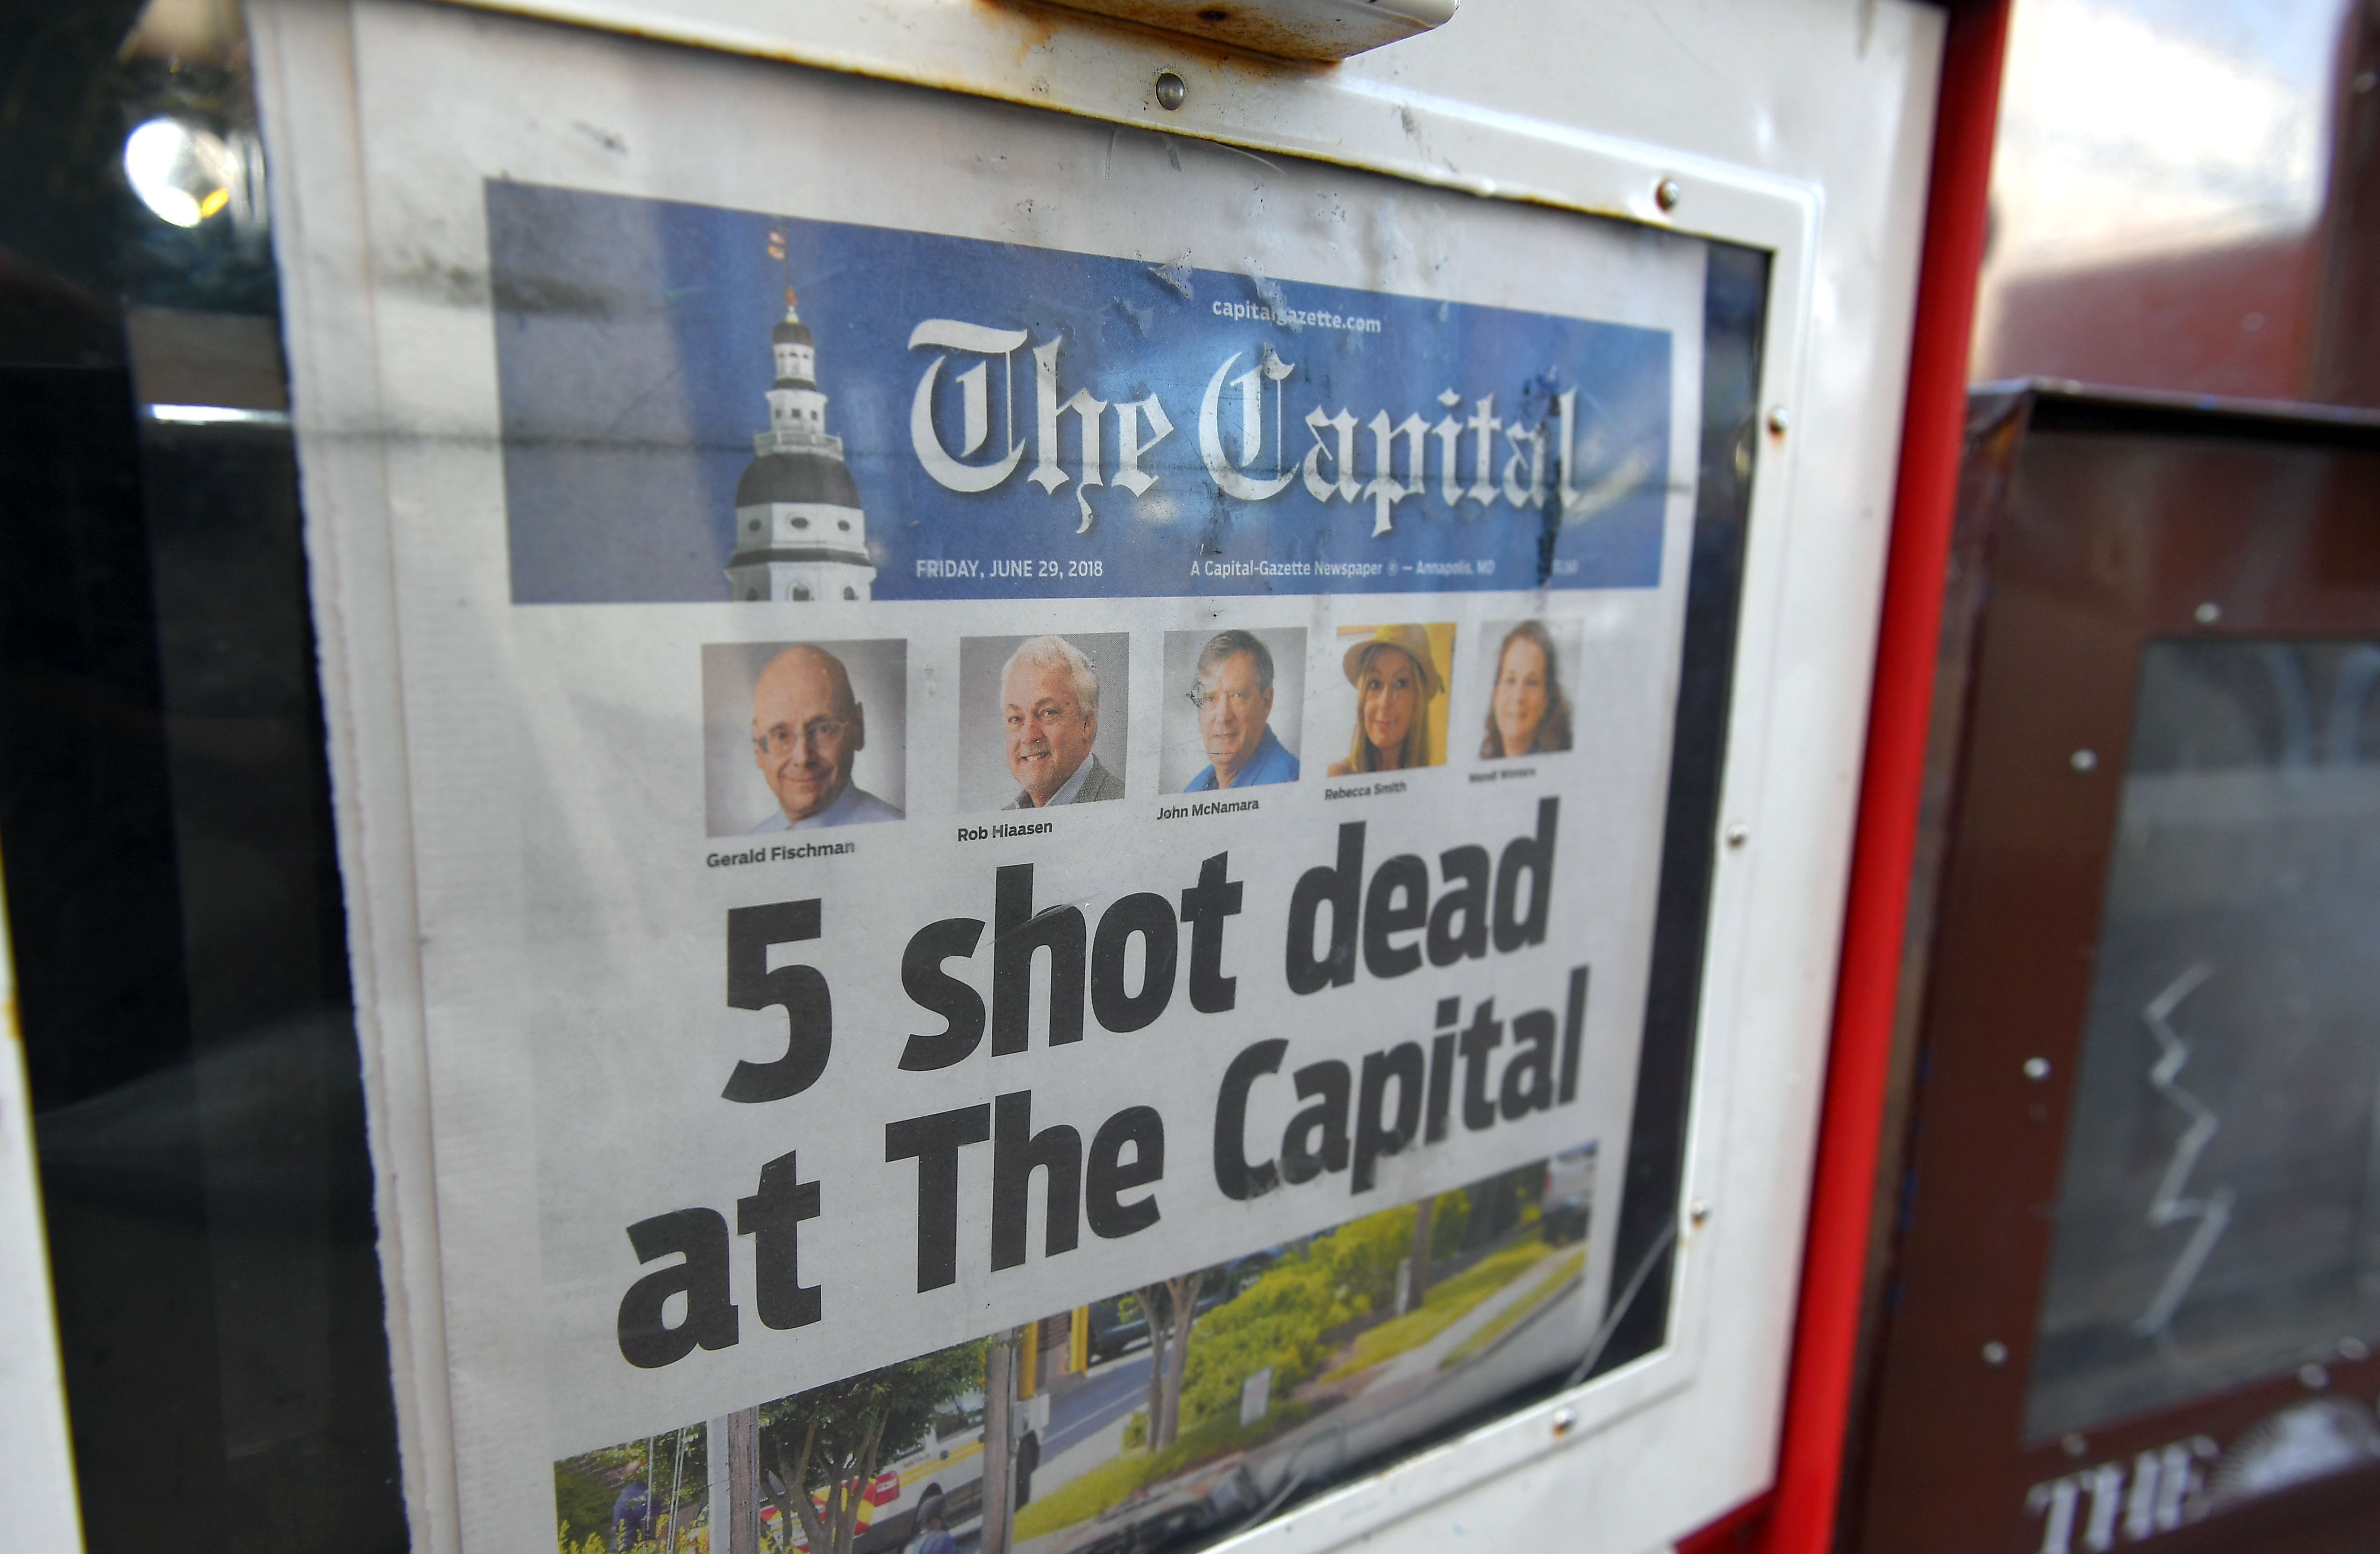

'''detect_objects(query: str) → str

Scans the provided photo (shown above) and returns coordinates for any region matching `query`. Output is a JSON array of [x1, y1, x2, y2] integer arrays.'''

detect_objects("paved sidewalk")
[[1374, 1252, 1557, 1386]]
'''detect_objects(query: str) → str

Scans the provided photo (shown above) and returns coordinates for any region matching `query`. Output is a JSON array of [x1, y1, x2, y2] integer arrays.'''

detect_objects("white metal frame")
[[246, 2, 1944, 1551]]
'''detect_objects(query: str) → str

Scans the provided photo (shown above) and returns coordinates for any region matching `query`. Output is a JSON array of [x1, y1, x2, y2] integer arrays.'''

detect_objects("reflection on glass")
[[123, 116, 237, 228], [2026, 641, 2380, 1441]]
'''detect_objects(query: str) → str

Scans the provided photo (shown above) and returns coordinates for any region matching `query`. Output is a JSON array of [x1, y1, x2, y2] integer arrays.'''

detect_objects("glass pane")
[[2025, 639, 2380, 1441], [0, 3, 407, 1550]]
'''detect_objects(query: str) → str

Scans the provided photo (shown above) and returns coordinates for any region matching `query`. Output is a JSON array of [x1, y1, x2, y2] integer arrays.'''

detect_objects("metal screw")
[[1654, 178, 1681, 212], [1766, 405, 1790, 437], [2194, 601, 2222, 626], [1690, 1200, 1713, 1227], [1154, 71, 1188, 111], [1725, 823, 1749, 849], [2070, 749, 2099, 773], [2061, 1433, 2089, 1459], [2023, 1057, 2051, 1082], [1983, 1341, 2010, 1366], [1551, 1407, 1577, 1437], [2301, 1363, 2330, 1390], [2342, 1338, 2371, 1362], [2355, 69, 2376, 94]]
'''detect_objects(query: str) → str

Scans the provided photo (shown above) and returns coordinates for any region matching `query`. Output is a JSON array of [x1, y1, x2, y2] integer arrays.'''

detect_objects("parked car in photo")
[[857, 1389, 987, 1553]]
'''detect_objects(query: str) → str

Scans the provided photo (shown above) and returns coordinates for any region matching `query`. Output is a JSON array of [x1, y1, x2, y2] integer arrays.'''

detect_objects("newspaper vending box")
[[0, 3, 1957, 1552]]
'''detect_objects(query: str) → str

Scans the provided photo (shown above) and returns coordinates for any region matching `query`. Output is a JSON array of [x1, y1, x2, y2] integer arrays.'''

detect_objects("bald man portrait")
[[748, 643, 903, 830]]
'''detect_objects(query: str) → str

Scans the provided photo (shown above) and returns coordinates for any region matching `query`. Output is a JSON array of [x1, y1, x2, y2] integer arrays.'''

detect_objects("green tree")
[[1428, 1188, 1472, 1260], [1408, 1196, 1434, 1309], [757, 1341, 984, 1554], [1147, 1271, 1205, 1450], [1175, 1204, 1415, 1435], [1134, 1258, 1245, 1451]]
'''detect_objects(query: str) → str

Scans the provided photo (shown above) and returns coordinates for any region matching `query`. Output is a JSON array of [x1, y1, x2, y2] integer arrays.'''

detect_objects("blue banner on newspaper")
[[489, 182, 1674, 604]]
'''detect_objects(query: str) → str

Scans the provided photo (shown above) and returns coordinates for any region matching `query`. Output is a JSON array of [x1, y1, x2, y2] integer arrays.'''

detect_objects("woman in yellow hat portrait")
[[1327, 624, 1444, 776]]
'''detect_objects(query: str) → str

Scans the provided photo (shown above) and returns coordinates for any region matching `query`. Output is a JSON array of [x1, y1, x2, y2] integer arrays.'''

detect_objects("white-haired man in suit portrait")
[[1001, 634, 1124, 808]]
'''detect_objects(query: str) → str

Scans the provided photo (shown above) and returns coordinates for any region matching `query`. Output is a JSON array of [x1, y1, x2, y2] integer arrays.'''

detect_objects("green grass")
[[1011, 1403, 1307, 1541], [1440, 1248, 1585, 1369], [1319, 1239, 1552, 1382], [1013, 1450, 1164, 1543]]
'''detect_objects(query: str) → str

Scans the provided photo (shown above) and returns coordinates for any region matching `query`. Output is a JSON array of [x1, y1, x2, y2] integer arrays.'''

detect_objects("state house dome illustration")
[[725, 288, 876, 602]]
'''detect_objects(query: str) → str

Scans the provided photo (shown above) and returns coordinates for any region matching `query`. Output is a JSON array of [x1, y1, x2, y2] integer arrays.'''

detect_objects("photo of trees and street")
[[557, 1144, 1599, 1554]]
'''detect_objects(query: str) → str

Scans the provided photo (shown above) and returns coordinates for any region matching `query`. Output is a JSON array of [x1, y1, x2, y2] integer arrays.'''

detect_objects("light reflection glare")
[[123, 116, 237, 229], [1991, 0, 2343, 270]]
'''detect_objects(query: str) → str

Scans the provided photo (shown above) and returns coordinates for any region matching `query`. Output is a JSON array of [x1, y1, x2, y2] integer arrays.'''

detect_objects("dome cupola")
[[725, 282, 875, 603]]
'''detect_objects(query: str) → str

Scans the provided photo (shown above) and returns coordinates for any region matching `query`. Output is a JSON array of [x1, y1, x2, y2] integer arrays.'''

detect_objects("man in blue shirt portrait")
[[1183, 629, 1300, 791], [750, 643, 903, 830]]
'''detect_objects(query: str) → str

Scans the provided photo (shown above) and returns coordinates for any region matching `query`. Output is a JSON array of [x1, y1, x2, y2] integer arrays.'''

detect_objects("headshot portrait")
[[1161, 627, 1306, 793], [1476, 619, 1580, 760], [702, 639, 907, 836], [1321, 624, 1455, 777], [958, 633, 1130, 812]]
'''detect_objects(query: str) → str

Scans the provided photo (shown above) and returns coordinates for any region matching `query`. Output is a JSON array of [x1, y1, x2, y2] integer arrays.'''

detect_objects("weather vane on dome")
[[766, 229, 808, 324]]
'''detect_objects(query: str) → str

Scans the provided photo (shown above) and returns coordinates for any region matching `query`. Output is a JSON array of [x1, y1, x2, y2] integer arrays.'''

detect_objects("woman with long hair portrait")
[[1328, 625, 1443, 776], [1480, 620, 1574, 759]]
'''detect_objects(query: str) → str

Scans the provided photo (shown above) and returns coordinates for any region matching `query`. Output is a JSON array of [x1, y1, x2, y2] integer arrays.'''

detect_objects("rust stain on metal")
[[982, 0, 1065, 66]]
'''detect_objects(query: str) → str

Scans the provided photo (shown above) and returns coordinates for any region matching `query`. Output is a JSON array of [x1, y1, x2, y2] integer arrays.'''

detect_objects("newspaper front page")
[[261, 6, 1715, 1550]]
